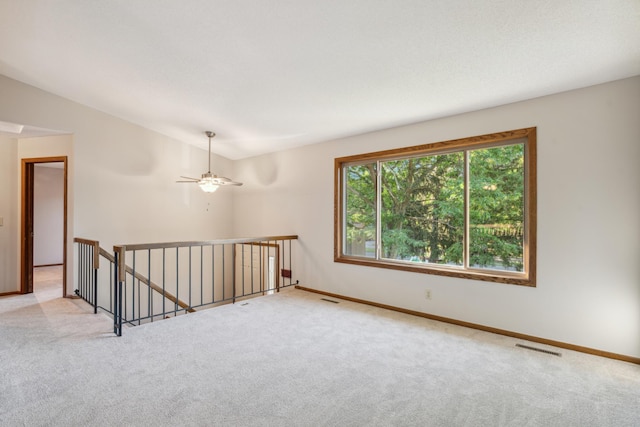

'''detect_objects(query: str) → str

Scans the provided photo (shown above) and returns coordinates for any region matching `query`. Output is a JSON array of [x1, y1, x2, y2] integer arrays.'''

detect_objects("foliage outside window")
[[335, 128, 536, 286]]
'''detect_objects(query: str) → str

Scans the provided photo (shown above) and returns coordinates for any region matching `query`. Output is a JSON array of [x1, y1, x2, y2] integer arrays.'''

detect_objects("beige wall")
[[0, 75, 235, 296], [233, 76, 640, 358], [0, 135, 18, 293]]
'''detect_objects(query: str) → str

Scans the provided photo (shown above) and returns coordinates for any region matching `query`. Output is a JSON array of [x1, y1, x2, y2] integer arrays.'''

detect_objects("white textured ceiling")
[[0, 0, 638, 159]]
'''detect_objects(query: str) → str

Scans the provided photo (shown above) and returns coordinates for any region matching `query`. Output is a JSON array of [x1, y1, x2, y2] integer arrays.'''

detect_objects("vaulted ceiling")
[[1, 1, 638, 159]]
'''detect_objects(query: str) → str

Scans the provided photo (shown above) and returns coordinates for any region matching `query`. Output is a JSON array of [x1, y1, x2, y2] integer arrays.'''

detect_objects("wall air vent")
[[516, 343, 562, 357]]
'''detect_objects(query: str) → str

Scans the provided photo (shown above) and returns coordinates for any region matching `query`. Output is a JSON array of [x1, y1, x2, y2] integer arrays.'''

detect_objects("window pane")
[[380, 153, 464, 265], [344, 163, 377, 258], [469, 143, 525, 271]]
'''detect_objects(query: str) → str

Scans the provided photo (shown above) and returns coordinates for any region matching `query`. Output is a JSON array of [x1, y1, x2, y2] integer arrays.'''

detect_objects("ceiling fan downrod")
[[205, 131, 215, 173]]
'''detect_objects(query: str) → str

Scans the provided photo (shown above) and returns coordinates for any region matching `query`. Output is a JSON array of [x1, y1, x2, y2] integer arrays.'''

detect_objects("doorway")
[[21, 156, 68, 296], [237, 242, 279, 296]]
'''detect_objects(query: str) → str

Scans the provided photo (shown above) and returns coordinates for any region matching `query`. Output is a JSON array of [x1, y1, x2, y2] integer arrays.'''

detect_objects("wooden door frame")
[[21, 156, 68, 296]]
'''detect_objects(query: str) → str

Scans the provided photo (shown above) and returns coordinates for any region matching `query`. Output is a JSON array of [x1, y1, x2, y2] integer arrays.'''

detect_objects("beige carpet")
[[1, 266, 639, 426]]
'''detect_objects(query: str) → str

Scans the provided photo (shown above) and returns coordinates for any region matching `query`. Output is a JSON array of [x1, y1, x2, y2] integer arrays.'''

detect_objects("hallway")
[[1, 265, 113, 342], [33, 265, 64, 300]]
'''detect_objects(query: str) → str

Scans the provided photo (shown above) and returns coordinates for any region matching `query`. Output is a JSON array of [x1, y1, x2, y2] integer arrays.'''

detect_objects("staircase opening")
[[74, 235, 298, 335]]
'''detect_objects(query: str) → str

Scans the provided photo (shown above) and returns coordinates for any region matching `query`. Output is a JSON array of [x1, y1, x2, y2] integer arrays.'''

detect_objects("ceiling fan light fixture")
[[198, 179, 219, 193], [198, 173, 219, 193]]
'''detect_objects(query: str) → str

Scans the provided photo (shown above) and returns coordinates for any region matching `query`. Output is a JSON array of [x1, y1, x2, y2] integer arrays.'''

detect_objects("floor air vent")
[[516, 343, 562, 357], [321, 298, 340, 304]]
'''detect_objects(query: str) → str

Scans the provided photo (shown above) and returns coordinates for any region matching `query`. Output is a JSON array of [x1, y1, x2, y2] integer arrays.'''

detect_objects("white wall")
[[233, 76, 640, 359], [33, 164, 64, 266], [0, 135, 18, 293], [0, 75, 236, 296]]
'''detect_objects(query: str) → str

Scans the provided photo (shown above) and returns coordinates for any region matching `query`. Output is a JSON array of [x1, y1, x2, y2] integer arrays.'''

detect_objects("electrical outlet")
[[425, 289, 432, 300]]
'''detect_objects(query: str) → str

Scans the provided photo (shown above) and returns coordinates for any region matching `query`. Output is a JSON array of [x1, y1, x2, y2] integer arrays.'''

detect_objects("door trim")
[[21, 156, 68, 297]]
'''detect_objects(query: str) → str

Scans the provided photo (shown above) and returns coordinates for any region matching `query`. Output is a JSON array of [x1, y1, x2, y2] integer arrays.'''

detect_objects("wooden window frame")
[[334, 127, 537, 286]]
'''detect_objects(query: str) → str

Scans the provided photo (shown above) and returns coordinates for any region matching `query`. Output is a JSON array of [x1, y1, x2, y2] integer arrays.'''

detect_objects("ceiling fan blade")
[[212, 176, 243, 186], [176, 181, 198, 183], [179, 176, 200, 181]]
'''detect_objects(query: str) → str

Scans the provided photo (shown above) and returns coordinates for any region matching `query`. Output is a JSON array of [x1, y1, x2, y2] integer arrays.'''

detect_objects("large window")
[[335, 128, 536, 286]]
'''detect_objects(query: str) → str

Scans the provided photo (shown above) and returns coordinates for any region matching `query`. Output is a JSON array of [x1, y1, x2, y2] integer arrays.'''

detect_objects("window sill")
[[335, 255, 535, 287]]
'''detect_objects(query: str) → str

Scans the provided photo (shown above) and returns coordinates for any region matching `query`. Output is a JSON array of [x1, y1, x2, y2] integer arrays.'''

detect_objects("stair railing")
[[76, 235, 299, 336], [74, 237, 101, 314]]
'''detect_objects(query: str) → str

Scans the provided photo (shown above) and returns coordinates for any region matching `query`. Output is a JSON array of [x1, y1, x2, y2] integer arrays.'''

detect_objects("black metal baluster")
[[175, 247, 179, 315], [211, 244, 215, 303], [162, 248, 166, 320], [109, 256, 113, 314], [89, 245, 93, 305], [272, 240, 275, 292], [148, 249, 152, 322], [243, 243, 247, 297], [82, 244, 87, 299], [289, 239, 292, 286], [132, 251, 137, 325], [113, 250, 119, 335], [123, 267, 128, 325], [118, 276, 123, 336], [222, 244, 225, 302], [77, 243, 81, 298], [259, 241, 263, 295], [93, 245, 98, 313], [80, 244, 84, 299], [251, 243, 255, 295], [232, 244, 236, 303], [89, 245, 93, 301]]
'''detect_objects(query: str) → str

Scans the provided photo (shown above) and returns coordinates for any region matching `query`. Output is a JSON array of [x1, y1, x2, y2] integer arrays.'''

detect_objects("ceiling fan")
[[176, 131, 243, 193]]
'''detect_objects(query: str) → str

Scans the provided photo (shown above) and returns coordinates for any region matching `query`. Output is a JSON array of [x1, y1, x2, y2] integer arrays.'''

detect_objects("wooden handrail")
[[74, 237, 100, 268], [114, 235, 298, 252]]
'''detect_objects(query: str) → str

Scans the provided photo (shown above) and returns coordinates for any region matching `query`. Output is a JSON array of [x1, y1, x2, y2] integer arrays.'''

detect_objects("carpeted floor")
[[1, 266, 639, 426]]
